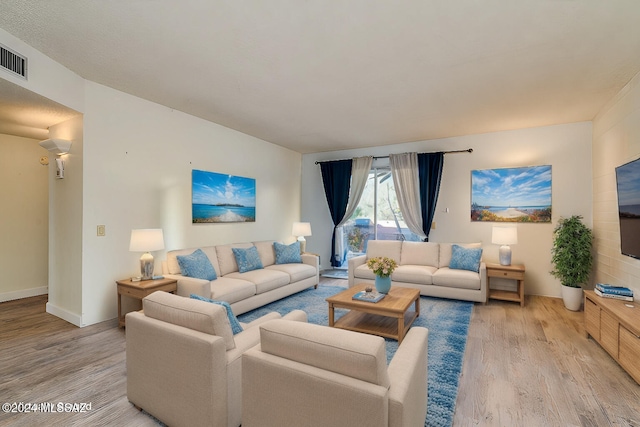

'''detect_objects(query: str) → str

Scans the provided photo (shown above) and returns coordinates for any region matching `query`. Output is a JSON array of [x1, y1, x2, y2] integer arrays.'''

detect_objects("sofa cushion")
[[253, 240, 276, 267], [216, 243, 254, 276], [366, 240, 402, 264], [432, 267, 482, 290], [392, 265, 437, 285], [176, 249, 217, 280], [274, 241, 302, 264], [449, 244, 483, 273], [209, 277, 257, 305], [400, 241, 439, 266], [232, 246, 264, 273], [190, 294, 244, 335], [353, 263, 376, 280], [265, 263, 316, 283], [167, 246, 220, 276], [259, 319, 390, 388], [226, 269, 290, 294], [438, 242, 482, 268], [142, 291, 236, 350]]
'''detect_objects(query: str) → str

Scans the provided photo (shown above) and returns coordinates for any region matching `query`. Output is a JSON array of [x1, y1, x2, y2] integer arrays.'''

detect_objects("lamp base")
[[297, 237, 307, 254], [140, 252, 155, 280], [499, 245, 512, 266]]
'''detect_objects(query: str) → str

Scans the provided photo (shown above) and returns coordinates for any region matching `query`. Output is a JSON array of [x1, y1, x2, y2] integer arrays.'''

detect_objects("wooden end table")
[[116, 277, 178, 327], [326, 284, 420, 343], [486, 263, 525, 306]]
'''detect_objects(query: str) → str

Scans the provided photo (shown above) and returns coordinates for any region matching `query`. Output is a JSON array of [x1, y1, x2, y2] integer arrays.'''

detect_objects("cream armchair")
[[126, 291, 307, 427], [242, 319, 429, 427]]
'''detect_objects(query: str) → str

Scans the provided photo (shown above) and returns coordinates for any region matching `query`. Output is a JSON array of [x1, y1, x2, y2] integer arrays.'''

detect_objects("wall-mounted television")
[[615, 156, 640, 259]]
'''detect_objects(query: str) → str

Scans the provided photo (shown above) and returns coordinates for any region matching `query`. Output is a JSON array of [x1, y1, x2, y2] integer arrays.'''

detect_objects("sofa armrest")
[[479, 262, 487, 303], [348, 255, 366, 288], [164, 273, 210, 298], [301, 253, 318, 267], [387, 326, 429, 427]]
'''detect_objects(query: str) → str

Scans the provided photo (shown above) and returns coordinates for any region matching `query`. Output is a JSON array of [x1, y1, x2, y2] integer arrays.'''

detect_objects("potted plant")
[[366, 256, 398, 294], [550, 215, 593, 311]]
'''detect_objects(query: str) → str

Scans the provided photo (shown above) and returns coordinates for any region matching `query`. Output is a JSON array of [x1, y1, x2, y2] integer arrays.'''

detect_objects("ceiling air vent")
[[0, 44, 27, 79]]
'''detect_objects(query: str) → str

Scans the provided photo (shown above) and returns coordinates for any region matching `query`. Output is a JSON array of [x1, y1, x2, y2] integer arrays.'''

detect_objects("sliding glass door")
[[336, 166, 420, 266]]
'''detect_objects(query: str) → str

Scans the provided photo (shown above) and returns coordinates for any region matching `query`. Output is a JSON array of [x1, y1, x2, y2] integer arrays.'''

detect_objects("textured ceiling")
[[1, 1, 640, 153]]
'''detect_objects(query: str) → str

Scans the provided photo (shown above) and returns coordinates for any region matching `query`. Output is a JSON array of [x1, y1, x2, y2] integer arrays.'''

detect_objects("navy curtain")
[[417, 152, 444, 241], [320, 159, 352, 267]]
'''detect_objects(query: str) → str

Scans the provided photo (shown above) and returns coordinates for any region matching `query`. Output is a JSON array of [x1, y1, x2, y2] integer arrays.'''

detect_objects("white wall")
[[592, 71, 640, 297], [0, 134, 49, 301], [45, 116, 84, 325], [302, 122, 593, 298], [80, 82, 303, 326]]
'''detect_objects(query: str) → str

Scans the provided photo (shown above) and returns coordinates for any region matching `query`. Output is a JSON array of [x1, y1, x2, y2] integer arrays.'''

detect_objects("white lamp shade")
[[129, 229, 165, 252], [292, 222, 312, 237], [491, 226, 518, 245]]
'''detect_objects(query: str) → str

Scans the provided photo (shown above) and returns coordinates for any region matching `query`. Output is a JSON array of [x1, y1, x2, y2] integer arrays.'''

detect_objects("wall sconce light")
[[492, 226, 518, 266], [292, 222, 312, 253], [39, 138, 72, 179], [129, 229, 165, 280]]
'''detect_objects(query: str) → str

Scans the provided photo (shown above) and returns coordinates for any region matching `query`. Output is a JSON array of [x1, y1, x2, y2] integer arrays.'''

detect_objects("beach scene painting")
[[192, 169, 256, 223], [471, 165, 552, 222]]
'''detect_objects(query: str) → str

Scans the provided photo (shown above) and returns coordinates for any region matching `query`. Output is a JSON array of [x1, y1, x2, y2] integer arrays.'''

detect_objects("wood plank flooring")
[[1, 279, 639, 426]]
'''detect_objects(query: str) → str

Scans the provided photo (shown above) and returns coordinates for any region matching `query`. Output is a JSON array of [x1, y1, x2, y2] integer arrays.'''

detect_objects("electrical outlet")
[[97, 225, 106, 236], [431, 221, 436, 229]]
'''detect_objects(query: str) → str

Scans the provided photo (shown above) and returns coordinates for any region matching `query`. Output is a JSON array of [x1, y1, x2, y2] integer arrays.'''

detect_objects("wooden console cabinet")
[[584, 290, 640, 385]]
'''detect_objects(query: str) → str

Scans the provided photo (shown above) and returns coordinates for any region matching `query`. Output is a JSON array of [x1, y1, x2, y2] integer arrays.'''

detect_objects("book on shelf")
[[595, 283, 634, 297], [352, 291, 385, 303], [594, 288, 634, 301]]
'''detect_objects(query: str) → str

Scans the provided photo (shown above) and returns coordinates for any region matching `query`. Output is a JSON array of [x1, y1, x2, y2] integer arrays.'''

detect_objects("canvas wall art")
[[192, 169, 256, 223], [471, 165, 552, 222]]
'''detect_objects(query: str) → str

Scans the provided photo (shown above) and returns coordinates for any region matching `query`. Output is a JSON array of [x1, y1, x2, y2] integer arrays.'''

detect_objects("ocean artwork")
[[471, 165, 552, 222], [192, 170, 256, 223]]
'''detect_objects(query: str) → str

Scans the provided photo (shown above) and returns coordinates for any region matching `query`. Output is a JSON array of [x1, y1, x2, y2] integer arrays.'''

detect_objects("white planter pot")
[[561, 285, 583, 311]]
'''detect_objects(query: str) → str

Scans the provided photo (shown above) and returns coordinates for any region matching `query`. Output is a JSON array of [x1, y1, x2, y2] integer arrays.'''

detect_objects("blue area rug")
[[238, 285, 473, 427]]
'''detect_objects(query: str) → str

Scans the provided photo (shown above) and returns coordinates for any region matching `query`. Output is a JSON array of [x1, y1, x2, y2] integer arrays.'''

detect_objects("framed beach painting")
[[192, 169, 256, 223], [471, 165, 551, 222]]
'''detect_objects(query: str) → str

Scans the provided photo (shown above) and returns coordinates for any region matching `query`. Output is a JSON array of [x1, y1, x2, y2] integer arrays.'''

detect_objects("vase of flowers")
[[366, 256, 397, 294]]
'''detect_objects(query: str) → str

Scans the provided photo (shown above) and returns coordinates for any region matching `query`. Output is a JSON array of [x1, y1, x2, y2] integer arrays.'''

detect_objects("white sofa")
[[242, 319, 429, 427], [126, 291, 308, 427], [162, 240, 319, 315], [349, 240, 487, 303]]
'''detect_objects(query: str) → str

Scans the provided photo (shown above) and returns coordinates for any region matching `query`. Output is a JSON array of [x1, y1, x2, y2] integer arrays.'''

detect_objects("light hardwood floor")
[[1, 279, 638, 426]]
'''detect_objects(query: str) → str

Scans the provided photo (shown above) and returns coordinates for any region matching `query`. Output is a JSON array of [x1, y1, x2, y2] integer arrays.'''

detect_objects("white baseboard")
[[46, 302, 82, 327], [0, 286, 48, 303]]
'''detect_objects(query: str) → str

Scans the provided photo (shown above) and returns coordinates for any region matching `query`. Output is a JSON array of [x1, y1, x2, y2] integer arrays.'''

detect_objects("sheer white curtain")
[[389, 153, 427, 240], [335, 156, 373, 266]]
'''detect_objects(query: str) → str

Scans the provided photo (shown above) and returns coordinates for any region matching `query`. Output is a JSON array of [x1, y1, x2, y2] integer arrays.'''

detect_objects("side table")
[[486, 263, 525, 306], [116, 277, 178, 327]]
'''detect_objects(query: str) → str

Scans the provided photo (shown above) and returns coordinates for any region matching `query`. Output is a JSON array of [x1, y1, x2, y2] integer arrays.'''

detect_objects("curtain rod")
[[314, 148, 473, 165]]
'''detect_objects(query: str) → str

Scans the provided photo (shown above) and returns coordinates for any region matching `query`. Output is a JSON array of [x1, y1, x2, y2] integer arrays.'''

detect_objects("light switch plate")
[[97, 225, 106, 236]]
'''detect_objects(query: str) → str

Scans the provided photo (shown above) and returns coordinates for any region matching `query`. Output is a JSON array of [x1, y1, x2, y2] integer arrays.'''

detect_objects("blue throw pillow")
[[232, 246, 264, 273], [449, 244, 483, 273], [190, 294, 244, 335], [176, 249, 217, 280], [274, 241, 302, 264]]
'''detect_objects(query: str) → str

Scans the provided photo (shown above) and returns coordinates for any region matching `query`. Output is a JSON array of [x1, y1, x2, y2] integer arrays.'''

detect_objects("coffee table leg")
[[328, 303, 335, 327], [415, 295, 420, 317], [398, 315, 405, 343]]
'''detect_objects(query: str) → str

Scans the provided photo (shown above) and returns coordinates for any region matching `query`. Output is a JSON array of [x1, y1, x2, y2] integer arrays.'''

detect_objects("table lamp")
[[129, 229, 165, 280], [292, 222, 312, 253], [492, 226, 518, 266]]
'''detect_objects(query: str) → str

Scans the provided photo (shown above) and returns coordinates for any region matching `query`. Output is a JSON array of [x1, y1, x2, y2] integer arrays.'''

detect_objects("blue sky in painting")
[[192, 170, 256, 207], [616, 159, 640, 206], [472, 165, 551, 207]]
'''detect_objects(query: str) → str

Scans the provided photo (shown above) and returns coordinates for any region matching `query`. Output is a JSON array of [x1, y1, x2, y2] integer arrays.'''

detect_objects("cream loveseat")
[[162, 240, 319, 315], [242, 319, 429, 427], [126, 291, 308, 427], [349, 240, 487, 303]]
